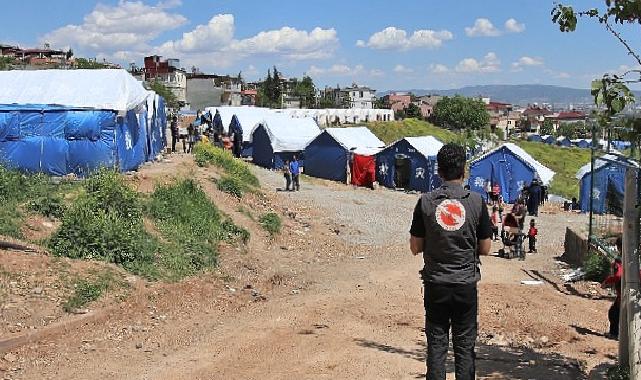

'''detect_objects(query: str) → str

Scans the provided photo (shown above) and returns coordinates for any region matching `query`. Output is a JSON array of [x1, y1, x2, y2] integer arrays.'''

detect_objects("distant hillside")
[[382, 84, 640, 107]]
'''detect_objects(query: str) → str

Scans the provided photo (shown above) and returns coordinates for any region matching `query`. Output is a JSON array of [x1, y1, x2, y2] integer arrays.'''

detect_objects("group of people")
[[169, 109, 243, 158], [282, 157, 301, 191]]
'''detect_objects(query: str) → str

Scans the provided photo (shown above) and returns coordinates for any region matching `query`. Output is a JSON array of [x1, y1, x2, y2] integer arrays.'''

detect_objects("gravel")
[[252, 167, 418, 246]]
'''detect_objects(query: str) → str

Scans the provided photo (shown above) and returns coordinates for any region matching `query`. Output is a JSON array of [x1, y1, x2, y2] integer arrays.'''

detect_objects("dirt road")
[[6, 158, 617, 379]]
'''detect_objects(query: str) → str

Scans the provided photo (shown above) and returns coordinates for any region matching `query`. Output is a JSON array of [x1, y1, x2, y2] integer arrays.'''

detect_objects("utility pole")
[[588, 119, 596, 248], [621, 168, 641, 376]]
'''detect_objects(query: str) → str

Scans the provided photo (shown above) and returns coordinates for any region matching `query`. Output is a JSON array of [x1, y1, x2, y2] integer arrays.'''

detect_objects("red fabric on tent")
[[351, 154, 376, 187]]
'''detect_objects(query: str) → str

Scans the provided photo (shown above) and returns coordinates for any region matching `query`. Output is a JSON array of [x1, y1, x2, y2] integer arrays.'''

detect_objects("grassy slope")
[[360, 118, 457, 144], [516, 141, 592, 199]]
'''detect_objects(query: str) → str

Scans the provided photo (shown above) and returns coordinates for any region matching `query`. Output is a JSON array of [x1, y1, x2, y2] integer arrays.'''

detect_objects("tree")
[[75, 58, 109, 69], [149, 81, 179, 109], [293, 75, 316, 108], [557, 122, 578, 139], [0, 57, 15, 71], [540, 119, 554, 135], [432, 95, 490, 130], [405, 103, 422, 118]]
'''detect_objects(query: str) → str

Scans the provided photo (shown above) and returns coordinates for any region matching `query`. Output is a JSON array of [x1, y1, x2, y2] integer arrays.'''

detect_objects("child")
[[498, 196, 504, 221], [491, 206, 500, 241], [283, 160, 292, 191], [527, 219, 538, 253]]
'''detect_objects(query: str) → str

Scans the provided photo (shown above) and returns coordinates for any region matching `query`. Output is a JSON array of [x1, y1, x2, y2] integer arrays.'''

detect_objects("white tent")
[[256, 113, 321, 152], [403, 136, 444, 157], [0, 69, 149, 111], [323, 127, 385, 155], [205, 106, 274, 142]]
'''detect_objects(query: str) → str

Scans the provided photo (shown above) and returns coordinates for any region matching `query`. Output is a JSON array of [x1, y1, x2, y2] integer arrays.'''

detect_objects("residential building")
[[344, 83, 376, 109], [548, 110, 587, 131], [522, 106, 553, 133], [418, 95, 442, 107], [144, 55, 187, 106], [383, 92, 411, 113]]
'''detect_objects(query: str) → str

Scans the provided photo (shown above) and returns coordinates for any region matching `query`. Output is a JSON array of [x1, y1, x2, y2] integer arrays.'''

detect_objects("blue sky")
[[2, 0, 639, 90]]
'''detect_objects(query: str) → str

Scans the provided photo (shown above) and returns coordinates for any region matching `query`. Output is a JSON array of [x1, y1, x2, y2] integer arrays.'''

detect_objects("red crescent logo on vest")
[[435, 199, 466, 232]]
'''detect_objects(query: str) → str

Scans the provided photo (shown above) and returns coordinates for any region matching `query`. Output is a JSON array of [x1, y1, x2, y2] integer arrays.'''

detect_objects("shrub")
[[27, 195, 65, 218], [148, 179, 249, 280], [193, 143, 259, 187], [584, 253, 612, 282], [49, 169, 157, 274], [217, 176, 245, 198], [63, 272, 118, 312], [259, 212, 282, 237]]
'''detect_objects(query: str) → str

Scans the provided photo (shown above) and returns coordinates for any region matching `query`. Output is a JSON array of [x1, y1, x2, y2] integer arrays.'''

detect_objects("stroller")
[[499, 213, 525, 260]]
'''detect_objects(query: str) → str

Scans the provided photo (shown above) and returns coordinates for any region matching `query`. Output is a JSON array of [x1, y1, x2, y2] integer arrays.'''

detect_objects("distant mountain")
[[382, 84, 609, 107]]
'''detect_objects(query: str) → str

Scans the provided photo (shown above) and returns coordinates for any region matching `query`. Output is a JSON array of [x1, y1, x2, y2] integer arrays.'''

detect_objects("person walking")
[[170, 116, 179, 153], [409, 143, 492, 380], [283, 160, 292, 191], [527, 179, 541, 217], [187, 123, 196, 153], [491, 205, 500, 241], [290, 156, 301, 191]]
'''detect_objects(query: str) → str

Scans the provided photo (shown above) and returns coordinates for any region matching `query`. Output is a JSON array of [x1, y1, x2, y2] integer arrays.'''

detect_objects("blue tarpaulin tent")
[[0, 69, 165, 176], [376, 136, 444, 192], [469, 143, 555, 203], [527, 134, 543, 142], [542, 135, 555, 144], [576, 153, 639, 213], [205, 107, 274, 158], [572, 139, 591, 149], [251, 113, 320, 169], [304, 127, 384, 182], [557, 136, 572, 147]]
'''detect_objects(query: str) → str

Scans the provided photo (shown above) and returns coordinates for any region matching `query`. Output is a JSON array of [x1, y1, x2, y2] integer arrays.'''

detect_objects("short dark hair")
[[437, 143, 466, 181]]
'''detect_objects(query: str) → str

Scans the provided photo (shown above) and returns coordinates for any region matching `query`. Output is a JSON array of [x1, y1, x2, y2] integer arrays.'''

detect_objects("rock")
[[70, 308, 89, 315], [135, 342, 143, 349], [31, 287, 43, 295], [291, 289, 300, 295], [3, 353, 17, 363]]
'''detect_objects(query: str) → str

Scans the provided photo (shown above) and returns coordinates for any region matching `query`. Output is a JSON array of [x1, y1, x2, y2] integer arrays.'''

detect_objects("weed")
[[193, 143, 259, 187], [62, 271, 120, 312], [259, 212, 282, 237], [49, 169, 157, 275], [584, 253, 612, 282], [217, 176, 245, 198], [27, 195, 65, 218], [148, 179, 249, 280]]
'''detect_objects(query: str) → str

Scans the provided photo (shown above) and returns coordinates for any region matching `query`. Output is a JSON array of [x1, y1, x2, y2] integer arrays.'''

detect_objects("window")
[[360, 91, 364, 98]]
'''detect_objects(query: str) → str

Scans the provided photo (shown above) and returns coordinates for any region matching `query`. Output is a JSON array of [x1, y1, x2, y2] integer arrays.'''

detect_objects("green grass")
[[193, 142, 259, 187], [259, 212, 282, 237], [516, 141, 593, 199], [147, 179, 249, 280], [63, 271, 122, 312], [360, 118, 458, 144], [216, 175, 248, 198], [0, 167, 78, 237]]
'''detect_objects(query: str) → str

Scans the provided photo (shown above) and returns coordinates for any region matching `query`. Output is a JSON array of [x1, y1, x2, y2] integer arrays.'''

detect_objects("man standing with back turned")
[[410, 143, 492, 380]]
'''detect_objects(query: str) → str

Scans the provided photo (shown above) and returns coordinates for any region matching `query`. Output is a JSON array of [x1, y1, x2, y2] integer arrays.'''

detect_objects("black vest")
[[420, 183, 484, 285]]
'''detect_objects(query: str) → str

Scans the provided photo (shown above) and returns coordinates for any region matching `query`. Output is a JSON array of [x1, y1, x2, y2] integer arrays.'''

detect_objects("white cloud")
[[429, 63, 450, 74], [505, 18, 525, 33], [43, 1, 187, 54], [157, 14, 338, 65], [465, 18, 501, 37], [358, 26, 453, 50], [308, 63, 377, 77], [512, 56, 544, 71], [557, 72, 570, 79], [455, 52, 501, 73], [393, 64, 413, 74]]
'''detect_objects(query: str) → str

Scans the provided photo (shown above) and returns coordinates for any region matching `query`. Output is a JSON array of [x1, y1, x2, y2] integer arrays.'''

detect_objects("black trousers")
[[609, 301, 620, 337], [171, 135, 178, 152], [292, 174, 300, 191], [284, 173, 291, 191], [424, 282, 477, 380], [528, 236, 536, 252]]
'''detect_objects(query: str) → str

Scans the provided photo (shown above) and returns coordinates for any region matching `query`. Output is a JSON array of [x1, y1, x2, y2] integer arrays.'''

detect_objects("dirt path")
[[7, 158, 617, 380]]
